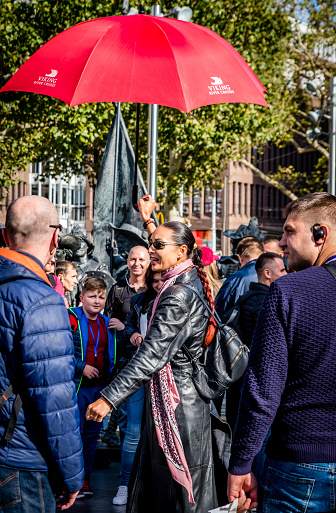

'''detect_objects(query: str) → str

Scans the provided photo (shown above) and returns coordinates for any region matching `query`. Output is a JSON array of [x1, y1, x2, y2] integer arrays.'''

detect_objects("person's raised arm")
[[139, 194, 156, 236]]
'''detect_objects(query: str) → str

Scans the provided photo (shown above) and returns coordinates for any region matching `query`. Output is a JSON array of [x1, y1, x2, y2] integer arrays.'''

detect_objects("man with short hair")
[[215, 236, 264, 316], [237, 252, 287, 348], [262, 236, 284, 256], [228, 192, 336, 513], [0, 196, 84, 512]]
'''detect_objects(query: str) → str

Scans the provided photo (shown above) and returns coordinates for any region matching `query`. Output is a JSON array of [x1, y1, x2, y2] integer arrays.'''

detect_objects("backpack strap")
[[322, 263, 336, 280], [4, 394, 22, 442], [0, 385, 13, 408], [182, 284, 222, 327], [0, 385, 22, 442]]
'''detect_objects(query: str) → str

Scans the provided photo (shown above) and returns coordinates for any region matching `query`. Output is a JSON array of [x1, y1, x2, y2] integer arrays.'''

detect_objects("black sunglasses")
[[148, 239, 180, 250]]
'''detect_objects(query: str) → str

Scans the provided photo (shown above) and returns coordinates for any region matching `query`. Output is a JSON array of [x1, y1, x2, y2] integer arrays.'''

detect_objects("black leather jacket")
[[101, 267, 208, 408]]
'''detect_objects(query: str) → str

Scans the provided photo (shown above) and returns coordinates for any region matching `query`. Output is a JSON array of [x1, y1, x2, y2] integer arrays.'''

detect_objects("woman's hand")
[[86, 397, 112, 422], [139, 194, 156, 222], [108, 318, 125, 331], [130, 332, 144, 347]]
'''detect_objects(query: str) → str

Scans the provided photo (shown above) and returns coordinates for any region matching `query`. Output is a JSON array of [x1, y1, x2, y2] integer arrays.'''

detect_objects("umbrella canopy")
[[0, 14, 268, 112]]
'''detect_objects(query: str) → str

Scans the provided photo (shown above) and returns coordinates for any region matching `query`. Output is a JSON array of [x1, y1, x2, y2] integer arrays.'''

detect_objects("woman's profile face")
[[61, 267, 78, 292], [151, 272, 164, 293], [149, 226, 186, 273]]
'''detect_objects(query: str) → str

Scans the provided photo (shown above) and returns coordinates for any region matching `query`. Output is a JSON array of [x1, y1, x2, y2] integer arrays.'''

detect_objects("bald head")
[[6, 196, 58, 251], [127, 245, 150, 280]]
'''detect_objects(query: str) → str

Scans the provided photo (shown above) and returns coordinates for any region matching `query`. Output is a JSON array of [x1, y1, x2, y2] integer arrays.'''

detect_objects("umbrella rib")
[[145, 17, 189, 113], [70, 27, 113, 106]]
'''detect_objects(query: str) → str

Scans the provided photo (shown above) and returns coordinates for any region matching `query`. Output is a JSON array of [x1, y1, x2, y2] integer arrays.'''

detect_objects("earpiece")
[[312, 223, 326, 244]]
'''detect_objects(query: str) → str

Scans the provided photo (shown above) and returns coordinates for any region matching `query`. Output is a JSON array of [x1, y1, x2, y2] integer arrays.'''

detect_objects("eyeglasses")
[[49, 224, 63, 246], [148, 240, 180, 250]]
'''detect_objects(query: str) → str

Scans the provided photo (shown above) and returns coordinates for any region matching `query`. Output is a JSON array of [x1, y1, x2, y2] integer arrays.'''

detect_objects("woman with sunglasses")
[[87, 221, 217, 513]]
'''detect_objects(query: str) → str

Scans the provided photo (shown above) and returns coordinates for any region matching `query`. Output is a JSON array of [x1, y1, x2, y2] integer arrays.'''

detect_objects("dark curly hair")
[[162, 221, 216, 346]]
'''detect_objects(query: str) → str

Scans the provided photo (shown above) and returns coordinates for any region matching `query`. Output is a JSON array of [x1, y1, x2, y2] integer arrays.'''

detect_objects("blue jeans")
[[77, 384, 105, 476], [259, 457, 336, 513], [118, 387, 145, 487], [0, 465, 55, 513]]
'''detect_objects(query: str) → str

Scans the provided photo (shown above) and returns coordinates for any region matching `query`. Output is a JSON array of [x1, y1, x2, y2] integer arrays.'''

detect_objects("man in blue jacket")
[[215, 236, 264, 316], [0, 195, 84, 512]]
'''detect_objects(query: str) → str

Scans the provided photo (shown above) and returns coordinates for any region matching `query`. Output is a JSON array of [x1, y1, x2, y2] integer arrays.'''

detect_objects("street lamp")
[[306, 78, 336, 195]]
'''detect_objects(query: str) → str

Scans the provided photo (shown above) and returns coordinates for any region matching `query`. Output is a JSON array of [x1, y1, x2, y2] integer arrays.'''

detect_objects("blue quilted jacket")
[[0, 249, 84, 492]]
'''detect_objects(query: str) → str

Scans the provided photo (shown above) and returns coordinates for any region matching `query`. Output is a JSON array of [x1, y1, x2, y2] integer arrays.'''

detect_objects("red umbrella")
[[0, 14, 269, 206], [0, 14, 268, 110]]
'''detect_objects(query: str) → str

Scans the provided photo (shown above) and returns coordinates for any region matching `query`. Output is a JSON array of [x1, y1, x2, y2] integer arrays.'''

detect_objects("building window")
[[62, 187, 67, 205], [250, 184, 254, 217], [192, 189, 201, 217], [232, 182, 236, 215], [260, 186, 265, 217], [273, 188, 277, 219], [204, 186, 212, 216], [183, 192, 189, 216], [31, 183, 38, 195], [216, 190, 222, 215], [255, 185, 260, 218], [244, 184, 248, 216], [238, 183, 242, 215], [54, 184, 59, 205], [41, 183, 49, 199]]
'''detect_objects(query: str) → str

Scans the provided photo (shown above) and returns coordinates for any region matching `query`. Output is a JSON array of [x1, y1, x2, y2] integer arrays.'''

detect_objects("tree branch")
[[292, 129, 330, 159], [240, 158, 298, 200]]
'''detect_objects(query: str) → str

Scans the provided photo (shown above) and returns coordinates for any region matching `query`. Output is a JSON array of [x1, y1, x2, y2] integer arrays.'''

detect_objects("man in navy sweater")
[[228, 192, 336, 513]]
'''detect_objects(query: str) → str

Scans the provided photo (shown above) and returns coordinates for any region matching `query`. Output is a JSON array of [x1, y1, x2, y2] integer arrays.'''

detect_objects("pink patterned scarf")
[[148, 258, 195, 504]]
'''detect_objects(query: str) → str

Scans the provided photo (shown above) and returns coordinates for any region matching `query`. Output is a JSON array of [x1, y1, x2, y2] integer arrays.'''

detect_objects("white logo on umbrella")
[[210, 77, 223, 85], [45, 69, 58, 78]]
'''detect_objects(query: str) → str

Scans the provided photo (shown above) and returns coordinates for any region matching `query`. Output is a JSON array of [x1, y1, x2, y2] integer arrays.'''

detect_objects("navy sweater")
[[229, 262, 336, 475]]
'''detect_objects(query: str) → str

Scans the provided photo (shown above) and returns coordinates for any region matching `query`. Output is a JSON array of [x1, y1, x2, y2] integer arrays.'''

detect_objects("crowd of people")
[[1, 191, 336, 513]]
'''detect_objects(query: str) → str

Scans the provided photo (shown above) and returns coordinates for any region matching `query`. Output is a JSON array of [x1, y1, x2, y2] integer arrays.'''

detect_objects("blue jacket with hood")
[[0, 249, 84, 493], [69, 306, 116, 391]]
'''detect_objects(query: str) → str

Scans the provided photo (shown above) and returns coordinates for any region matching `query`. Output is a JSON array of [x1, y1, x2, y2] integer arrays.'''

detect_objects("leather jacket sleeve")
[[101, 285, 204, 409], [104, 283, 116, 317]]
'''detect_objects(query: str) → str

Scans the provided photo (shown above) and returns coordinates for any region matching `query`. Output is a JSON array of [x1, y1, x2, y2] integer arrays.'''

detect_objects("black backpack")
[[181, 285, 249, 400]]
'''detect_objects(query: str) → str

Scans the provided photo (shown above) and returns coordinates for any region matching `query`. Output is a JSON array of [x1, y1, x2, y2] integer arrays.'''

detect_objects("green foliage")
[[270, 0, 335, 195], [1, 0, 295, 203], [270, 154, 328, 197]]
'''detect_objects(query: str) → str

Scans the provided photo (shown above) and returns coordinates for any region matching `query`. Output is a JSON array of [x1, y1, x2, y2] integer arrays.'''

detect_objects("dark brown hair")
[[255, 252, 283, 279], [283, 192, 336, 227], [163, 221, 216, 346], [55, 260, 76, 276], [141, 266, 158, 313]]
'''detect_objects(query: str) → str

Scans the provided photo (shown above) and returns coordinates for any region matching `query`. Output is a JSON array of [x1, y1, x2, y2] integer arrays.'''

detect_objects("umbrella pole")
[[111, 101, 121, 273], [132, 102, 140, 211]]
